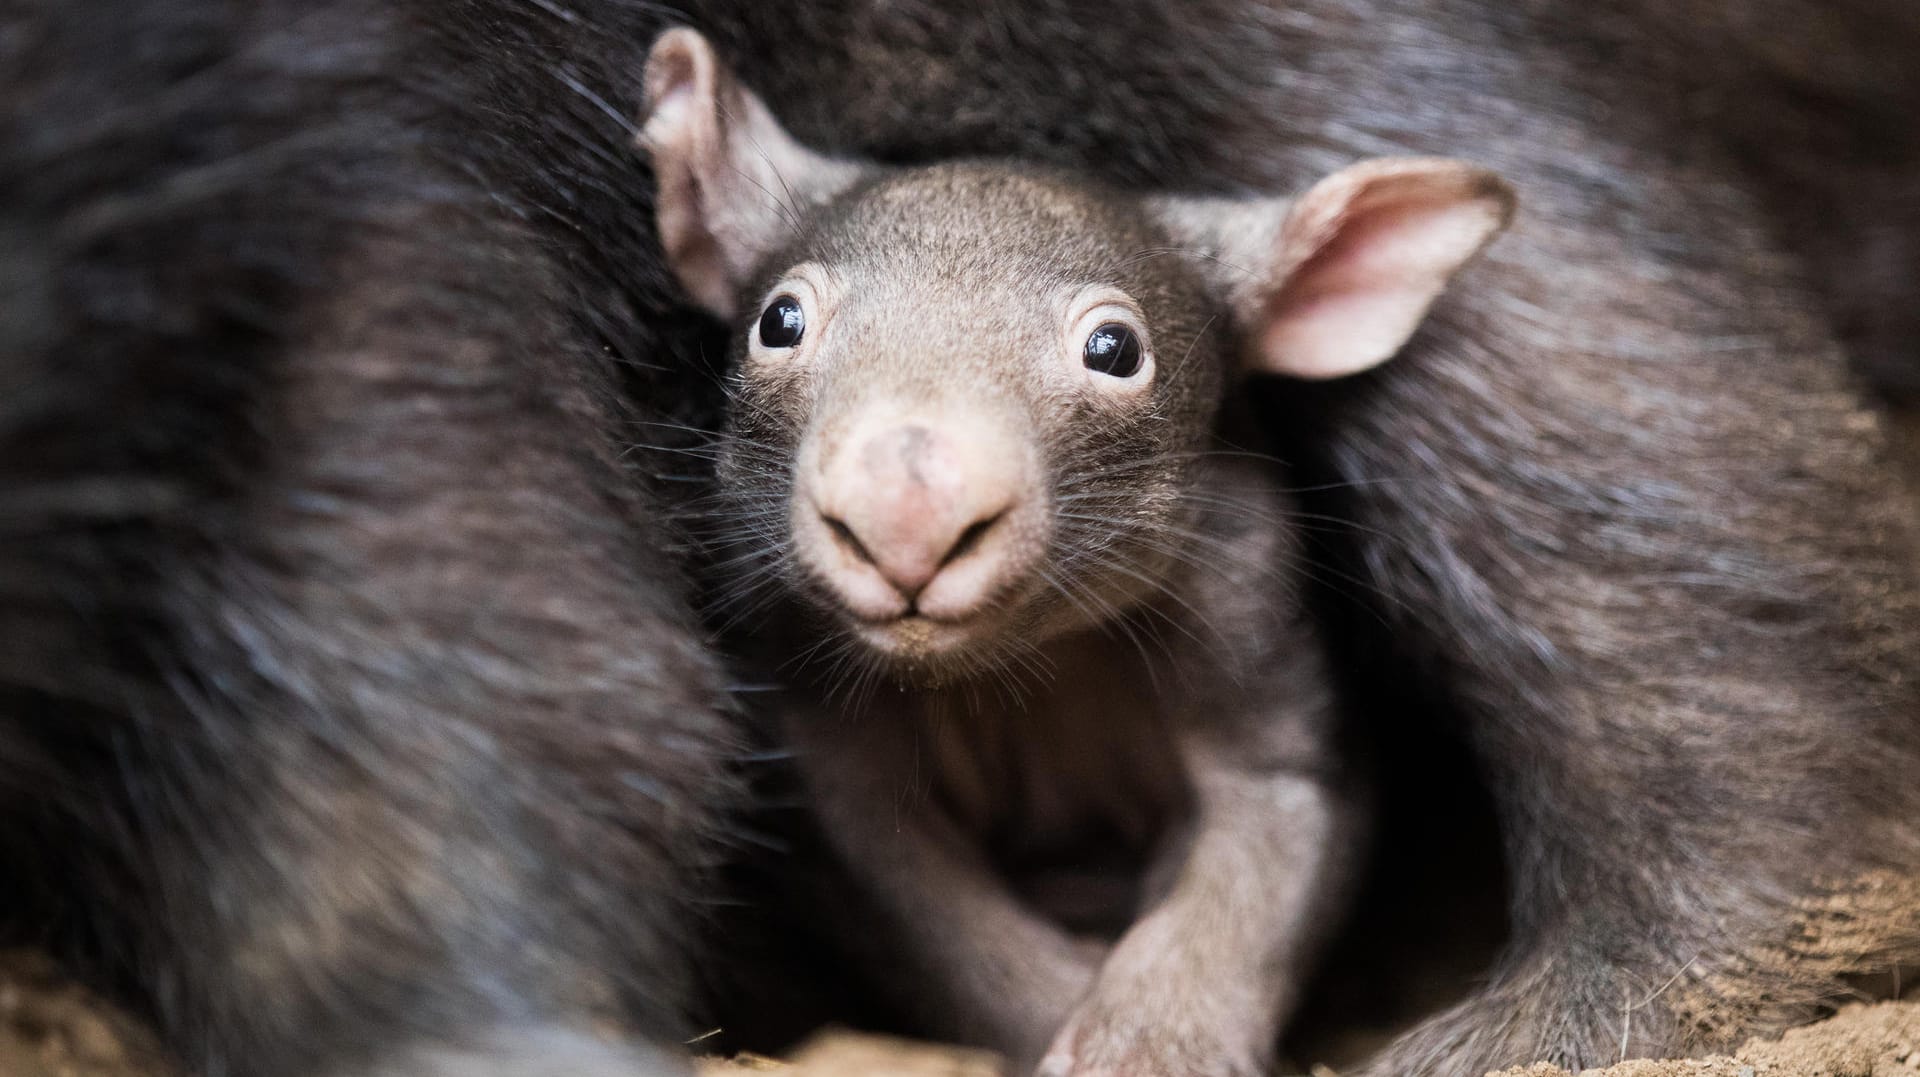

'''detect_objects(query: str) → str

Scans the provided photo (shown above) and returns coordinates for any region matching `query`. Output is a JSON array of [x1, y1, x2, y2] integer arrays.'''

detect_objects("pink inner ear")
[[641, 30, 737, 315], [1258, 177, 1507, 380], [641, 28, 873, 319]]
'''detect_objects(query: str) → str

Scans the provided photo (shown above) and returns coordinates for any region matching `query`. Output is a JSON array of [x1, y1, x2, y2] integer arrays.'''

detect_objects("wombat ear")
[[640, 29, 871, 318], [1155, 158, 1515, 380]]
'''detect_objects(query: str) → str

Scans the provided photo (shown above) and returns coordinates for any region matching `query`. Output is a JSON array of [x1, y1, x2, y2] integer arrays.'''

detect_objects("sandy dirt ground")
[[0, 953, 176, 1077], [691, 1006, 1920, 1076], [1492, 1001, 1920, 1077]]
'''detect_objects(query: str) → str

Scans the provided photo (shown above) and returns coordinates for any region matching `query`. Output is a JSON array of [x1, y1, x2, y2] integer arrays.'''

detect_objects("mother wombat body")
[[7, 0, 1920, 1075], [1, 2, 738, 1074], [680, 2, 1920, 1074]]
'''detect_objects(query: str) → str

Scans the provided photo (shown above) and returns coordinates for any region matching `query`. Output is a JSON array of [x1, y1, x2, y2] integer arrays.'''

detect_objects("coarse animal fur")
[[6, 1, 1920, 1075], [666, 2, 1920, 1074], [642, 29, 1526, 1075], [1, 2, 742, 1073]]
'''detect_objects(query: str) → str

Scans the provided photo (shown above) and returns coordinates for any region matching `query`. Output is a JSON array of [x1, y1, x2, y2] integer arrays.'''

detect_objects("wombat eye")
[[758, 295, 805, 348], [1083, 323, 1143, 378]]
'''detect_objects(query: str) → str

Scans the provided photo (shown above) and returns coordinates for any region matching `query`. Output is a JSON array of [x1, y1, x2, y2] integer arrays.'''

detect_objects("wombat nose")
[[821, 506, 1006, 601], [813, 421, 1020, 610]]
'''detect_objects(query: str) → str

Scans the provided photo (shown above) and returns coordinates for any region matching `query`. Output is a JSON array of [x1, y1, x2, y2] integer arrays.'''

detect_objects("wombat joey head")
[[643, 29, 1513, 680]]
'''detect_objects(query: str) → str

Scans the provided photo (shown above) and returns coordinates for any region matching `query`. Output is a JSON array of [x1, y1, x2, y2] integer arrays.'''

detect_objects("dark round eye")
[[1083, 322, 1143, 378], [757, 295, 805, 348]]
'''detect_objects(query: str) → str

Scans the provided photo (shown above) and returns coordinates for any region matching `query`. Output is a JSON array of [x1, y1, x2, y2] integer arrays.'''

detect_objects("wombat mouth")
[[847, 610, 1008, 666]]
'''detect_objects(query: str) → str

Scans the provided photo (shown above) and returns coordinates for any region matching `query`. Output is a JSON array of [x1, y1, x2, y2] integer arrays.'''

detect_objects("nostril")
[[822, 514, 876, 566], [940, 511, 1004, 569]]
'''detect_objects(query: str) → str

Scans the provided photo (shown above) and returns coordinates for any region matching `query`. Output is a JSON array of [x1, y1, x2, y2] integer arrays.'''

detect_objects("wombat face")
[[641, 29, 1515, 681], [718, 164, 1226, 674]]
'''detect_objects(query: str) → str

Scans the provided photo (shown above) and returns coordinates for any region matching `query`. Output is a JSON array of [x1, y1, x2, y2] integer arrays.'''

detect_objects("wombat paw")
[[355, 1024, 686, 1077], [1036, 1005, 1262, 1077]]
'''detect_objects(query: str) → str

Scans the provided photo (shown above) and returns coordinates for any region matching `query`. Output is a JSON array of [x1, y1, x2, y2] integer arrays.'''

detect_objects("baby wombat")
[[643, 29, 1513, 1076]]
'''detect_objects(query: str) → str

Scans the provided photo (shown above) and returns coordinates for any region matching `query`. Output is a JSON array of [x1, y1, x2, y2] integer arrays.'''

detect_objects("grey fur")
[[1, 2, 742, 1073], [651, 35, 1507, 1076], [669, 3, 1920, 1073], [10, 1, 1920, 1073]]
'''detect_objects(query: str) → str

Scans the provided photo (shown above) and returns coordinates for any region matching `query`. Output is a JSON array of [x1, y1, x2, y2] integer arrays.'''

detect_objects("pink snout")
[[806, 420, 1028, 622]]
